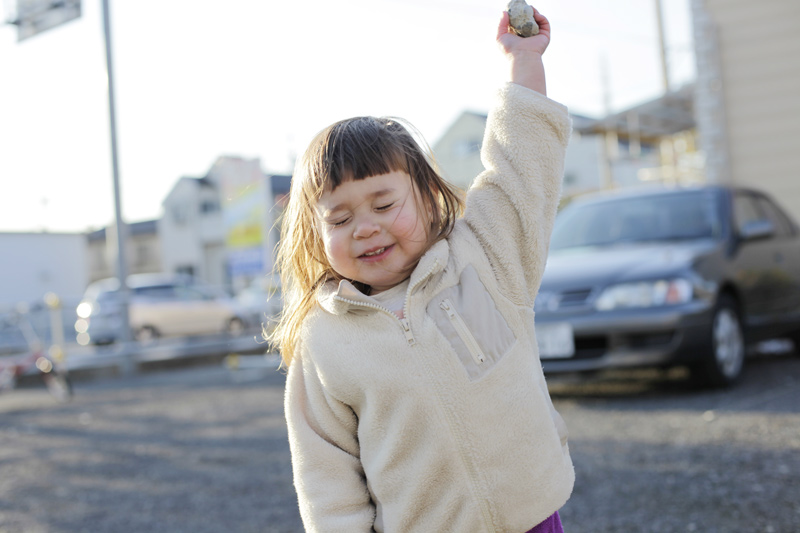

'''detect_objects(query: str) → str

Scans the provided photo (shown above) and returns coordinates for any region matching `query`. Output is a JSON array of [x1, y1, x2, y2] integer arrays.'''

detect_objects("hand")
[[496, 9, 550, 95], [496, 8, 551, 57]]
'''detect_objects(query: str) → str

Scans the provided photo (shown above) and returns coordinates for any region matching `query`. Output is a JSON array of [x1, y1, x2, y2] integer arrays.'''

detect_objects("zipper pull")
[[400, 318, 416, 346], [440, 300, 456, 318]]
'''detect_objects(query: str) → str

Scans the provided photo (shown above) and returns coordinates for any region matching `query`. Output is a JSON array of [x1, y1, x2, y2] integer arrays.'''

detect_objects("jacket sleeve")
[[285, 352, 376, 533], [464, 83, 571, 306]]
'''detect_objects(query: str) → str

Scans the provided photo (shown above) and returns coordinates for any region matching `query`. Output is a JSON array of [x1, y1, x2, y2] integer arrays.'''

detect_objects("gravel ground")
[[1, 354, 798, 533]]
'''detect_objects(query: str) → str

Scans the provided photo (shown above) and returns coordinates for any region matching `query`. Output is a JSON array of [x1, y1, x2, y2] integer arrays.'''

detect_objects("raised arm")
[[463, 9, 570, 306]]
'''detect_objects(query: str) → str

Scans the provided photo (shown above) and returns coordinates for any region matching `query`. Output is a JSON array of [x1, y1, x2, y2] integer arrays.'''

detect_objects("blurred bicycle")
[[0, 305, 73, 402]]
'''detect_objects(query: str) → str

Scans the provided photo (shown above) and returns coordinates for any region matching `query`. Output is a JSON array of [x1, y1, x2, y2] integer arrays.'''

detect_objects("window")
[[755, 196, 795, 238], [200, 200, 219, 214], [134, 243, 150, 267], [550, 191, 718, 250], [732, 194, 762, 235], [172, 205, 189, 225], [176, 265, 195, 277], [176, 287, 206, 300], [134, 285, 177, 300]]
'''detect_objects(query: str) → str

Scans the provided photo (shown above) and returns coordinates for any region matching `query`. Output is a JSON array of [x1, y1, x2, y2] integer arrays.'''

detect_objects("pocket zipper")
[[440, 299, 486, 365]]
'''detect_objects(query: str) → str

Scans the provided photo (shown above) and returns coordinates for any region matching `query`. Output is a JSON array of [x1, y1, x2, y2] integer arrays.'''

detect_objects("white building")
[[432, 110, 622, 199], [0, 232, 87, 308], [158, 155, 291, 291], [159, 174, 226, 285]]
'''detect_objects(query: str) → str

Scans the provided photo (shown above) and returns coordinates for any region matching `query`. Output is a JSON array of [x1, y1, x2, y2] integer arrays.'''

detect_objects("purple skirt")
[[525, 511, 563, 533]]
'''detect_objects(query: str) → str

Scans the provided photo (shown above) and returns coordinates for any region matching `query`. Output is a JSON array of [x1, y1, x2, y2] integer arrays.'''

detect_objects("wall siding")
[[704, 0, 800, 220]]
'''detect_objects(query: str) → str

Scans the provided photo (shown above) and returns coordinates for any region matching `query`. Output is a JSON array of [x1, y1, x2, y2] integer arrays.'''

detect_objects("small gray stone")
[[507, 0, 539, 38]]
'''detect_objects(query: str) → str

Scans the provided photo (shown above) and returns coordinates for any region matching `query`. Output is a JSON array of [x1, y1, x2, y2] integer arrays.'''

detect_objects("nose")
[[353, 216, 380, 239]]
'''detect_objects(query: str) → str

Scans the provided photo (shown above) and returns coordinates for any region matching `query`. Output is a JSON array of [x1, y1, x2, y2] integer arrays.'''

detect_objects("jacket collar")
[[318, 238, 449, 316]]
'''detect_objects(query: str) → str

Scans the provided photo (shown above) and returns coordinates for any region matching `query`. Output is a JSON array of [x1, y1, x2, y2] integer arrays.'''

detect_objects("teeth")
[[364, 247, 386, 257]]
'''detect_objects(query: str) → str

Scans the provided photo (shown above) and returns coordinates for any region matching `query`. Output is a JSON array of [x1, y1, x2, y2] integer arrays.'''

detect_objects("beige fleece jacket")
[[285, 83, 574, 533]]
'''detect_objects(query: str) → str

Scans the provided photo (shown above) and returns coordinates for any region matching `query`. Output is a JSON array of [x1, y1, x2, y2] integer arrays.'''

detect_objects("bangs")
[[310, 117, 413, 194]]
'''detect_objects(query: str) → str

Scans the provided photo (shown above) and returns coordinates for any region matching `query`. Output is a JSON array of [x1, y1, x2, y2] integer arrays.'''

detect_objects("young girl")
[[273, 8, 574, 533]]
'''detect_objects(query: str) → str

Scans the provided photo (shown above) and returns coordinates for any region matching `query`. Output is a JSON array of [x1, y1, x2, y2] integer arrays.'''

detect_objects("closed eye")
[[376, 203, 394, 212], [330, 217, 350, 227]]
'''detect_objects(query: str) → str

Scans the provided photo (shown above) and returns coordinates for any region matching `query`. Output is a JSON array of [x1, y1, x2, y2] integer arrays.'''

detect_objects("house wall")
[[87, 225, 162, 283], [432, 111, 487, 191], [159, 178, 225, 285], [433, 111, 607, 198], [695, 0, 800, 219], [563, 129, 605, 196], [0, 232, 87, 307], [129, 232, 162, 275]]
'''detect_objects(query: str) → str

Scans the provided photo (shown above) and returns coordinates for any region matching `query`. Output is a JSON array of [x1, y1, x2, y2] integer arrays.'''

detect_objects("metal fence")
[[0, 293, 273, 378]]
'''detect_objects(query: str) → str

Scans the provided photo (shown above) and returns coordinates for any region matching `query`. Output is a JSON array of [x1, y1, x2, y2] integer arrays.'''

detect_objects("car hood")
[[542, 239, 720, 289]]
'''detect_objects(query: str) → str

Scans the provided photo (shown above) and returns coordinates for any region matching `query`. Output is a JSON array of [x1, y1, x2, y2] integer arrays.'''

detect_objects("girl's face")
[[315, 171, 431, 294]]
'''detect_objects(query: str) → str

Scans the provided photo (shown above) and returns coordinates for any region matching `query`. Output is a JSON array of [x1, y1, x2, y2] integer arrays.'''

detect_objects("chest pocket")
[[427, 266, 517, 381]]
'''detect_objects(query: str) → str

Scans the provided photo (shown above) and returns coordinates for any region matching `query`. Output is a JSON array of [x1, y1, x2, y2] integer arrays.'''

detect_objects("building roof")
[[575, 84, 695, 141], [87, 219, 158, 242]]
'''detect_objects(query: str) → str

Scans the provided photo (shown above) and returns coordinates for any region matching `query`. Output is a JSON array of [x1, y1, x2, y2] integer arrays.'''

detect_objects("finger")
[[496, 10, 511, 40], [533, 8, 550, 32]]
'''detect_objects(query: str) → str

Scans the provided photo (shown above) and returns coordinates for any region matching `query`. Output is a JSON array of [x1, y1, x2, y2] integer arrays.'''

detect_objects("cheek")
[[320, 230, 342, 261], [393, 207, 428, 241]]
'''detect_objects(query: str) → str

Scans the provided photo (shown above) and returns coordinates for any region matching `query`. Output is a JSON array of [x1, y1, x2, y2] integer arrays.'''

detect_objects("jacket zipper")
[[333, 297, 416, 346], [440, 299, 486, 365], [333, 259, 440, 348]]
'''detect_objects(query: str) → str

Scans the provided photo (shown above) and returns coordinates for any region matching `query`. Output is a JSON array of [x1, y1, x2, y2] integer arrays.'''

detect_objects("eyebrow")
[[324, 188, 396, 216]]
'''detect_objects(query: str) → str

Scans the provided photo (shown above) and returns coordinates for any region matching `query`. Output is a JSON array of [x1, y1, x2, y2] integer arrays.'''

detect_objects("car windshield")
[[551, 191, 720, 250]]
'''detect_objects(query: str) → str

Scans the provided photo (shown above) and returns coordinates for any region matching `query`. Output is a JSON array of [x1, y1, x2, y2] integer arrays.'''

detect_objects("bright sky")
[[0, 0, 695, 233]]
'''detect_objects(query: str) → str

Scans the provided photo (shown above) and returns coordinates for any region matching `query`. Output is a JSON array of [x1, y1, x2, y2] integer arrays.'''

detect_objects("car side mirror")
[[739, 219, 775, 241]]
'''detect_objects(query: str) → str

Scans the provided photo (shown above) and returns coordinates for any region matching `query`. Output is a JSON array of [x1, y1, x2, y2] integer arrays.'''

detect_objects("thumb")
[[496, 11, 512, 40]]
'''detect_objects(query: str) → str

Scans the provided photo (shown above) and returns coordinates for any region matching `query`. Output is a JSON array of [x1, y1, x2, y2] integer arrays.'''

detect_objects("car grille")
[[573, 335, 608, 359], [557, 288, 593, 308], [570, 331, 676, 360], [536, 288, 594, 313]]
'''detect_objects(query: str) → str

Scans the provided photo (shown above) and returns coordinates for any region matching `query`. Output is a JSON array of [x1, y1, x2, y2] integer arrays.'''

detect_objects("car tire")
[[790, 332, 800, 357], [226, 317, 245, 336], [695, 294, 745, 388], [135, 325, 160, 344]]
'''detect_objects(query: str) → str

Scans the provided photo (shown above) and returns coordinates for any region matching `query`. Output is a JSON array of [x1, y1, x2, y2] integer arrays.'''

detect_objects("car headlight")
[[595, 279, 693, 311], [76, 302, 93, 318]]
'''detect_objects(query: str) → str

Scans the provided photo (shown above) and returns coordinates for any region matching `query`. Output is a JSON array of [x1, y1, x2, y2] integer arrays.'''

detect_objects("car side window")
[[755, 196, 794, 238], [732, 194, 763, 235], [134, 285, 178, 300], [177, 287, 207, 300]]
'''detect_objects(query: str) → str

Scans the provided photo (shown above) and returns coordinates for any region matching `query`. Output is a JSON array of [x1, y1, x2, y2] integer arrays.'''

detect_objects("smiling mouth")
[[361, 247, 387, 257]]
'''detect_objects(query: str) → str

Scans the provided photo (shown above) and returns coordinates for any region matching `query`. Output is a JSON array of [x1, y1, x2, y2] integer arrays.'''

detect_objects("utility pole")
[[655, 0, 677, 185], [101, 0, 134, 373], [600, 54, 617, 190], [655, 0, 671, 92], [5, 0, 134, 371]]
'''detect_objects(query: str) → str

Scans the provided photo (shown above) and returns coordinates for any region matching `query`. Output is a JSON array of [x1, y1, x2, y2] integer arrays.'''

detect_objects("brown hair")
[[267, 116, 464, 367]]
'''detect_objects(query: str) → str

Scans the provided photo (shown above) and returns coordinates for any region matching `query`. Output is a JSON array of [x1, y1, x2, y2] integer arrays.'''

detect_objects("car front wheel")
[[135, 325, 160, 344], [695, 294, 745, 387], [226, 317, 245, 336]]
